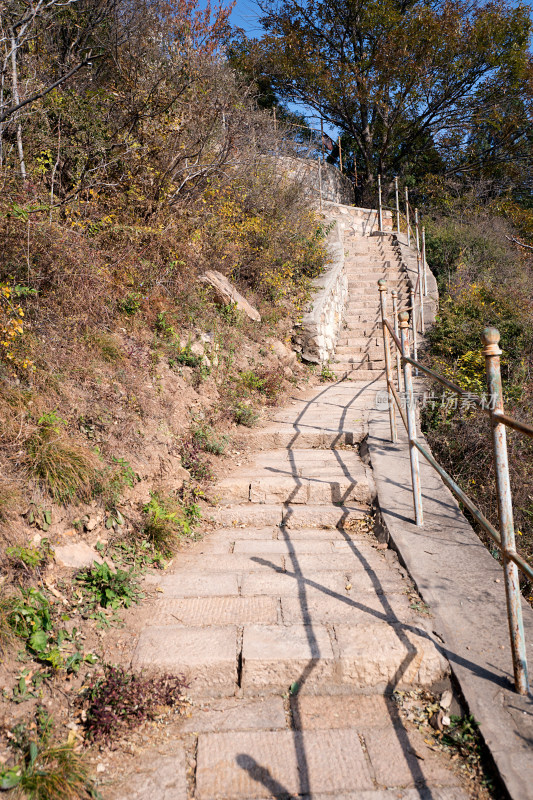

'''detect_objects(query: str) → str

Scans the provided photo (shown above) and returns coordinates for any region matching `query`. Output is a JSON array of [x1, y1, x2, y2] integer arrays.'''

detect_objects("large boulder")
[[199, 270, 261, 322]]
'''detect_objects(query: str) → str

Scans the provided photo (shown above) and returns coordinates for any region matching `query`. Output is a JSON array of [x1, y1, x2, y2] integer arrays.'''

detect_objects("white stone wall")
[[292, 219, 348, 363], [272, 156, 354, 205]]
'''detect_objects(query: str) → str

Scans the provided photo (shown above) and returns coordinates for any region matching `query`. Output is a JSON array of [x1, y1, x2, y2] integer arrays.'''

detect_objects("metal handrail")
[[378, 280, 531, 696], [382, 318, 533, 438]]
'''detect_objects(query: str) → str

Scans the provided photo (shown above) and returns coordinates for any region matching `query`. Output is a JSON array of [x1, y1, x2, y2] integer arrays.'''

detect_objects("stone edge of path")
[[367, 408, 533, 800]]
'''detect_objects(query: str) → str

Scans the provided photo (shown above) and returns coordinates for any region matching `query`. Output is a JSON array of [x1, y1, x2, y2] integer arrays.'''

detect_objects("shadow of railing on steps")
[[235, 380, 446, 797]]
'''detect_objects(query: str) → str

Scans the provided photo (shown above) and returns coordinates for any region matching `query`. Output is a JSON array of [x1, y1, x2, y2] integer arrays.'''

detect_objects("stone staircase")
[[331, 232, 409, 379], [119, 223, 468, 800]]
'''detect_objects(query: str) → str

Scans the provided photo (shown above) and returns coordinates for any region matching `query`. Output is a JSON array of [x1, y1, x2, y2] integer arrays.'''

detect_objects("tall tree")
[[236, 0, 532, 195]]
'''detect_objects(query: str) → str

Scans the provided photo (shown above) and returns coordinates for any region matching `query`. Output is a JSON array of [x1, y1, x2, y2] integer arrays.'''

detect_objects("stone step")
[[132, 621, 447, 699], [343, 322, 381, 332], [241, 622, 448, 693], [336, 336, 380, 347], [346, 272, 404, 280], [329, 367, 385, 380], [334, 355, 385, 365], [194, 718, 465, 798], [336, 344, 383, 356], [216, 473, 373, 505], [235, 424, 366, 450], [209, 502, 370, 529]]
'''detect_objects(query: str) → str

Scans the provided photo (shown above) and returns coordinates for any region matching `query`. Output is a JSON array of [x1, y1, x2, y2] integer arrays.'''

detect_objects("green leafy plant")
[[319, 362, 336, 382], [236, 369, 266, 393], [233, 401, 259, 427], [218, 302, 240, 325], [76, 563, 142, 611], [26, 505, 53, 532], [117, 291, 142, 316], [143, 491, 201, 555], [168, 339, 202, 369], [191, 421, 228, 455], [81, 665, 187, 743], [0, 707, 99, 799], [5, 541, 51, 578], [233, 368, 284, 404], [6, 588, 86, 672], [107, 538, 165, 571]]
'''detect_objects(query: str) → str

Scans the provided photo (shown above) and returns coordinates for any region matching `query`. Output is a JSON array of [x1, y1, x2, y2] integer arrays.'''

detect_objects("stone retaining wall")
[[274, 156, 354, 205], [292, 218, 347, 363]]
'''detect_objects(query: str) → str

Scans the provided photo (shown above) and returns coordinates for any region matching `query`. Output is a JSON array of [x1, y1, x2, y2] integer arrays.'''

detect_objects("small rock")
[[271, 340, 297, 367], [32, 533, 42, 545], [429, 710, 445, 731], [190, 341, 204, 358], [440, 689, 453, 710], [96, 763, 106, 773], [53, 542, 104, 569], [85, 516, 98, 532], [199, 270, 261, 322]]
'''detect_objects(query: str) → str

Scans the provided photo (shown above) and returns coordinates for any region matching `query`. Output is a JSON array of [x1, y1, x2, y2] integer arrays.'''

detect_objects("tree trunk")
[[11, 34, 27, 184]]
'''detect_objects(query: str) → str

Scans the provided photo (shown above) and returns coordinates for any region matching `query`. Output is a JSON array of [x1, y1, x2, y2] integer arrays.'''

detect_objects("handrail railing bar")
[[403, 354, 533, 438], [391, 290, 403, 392], [409, 288, 419, 374], [378, 280, 397, 442], [384, 318, 402, 351], [387, 378, 409, 432], [399, 311, 424, 525], [413, 439, 533, 583], [383, 324, 533, 439]]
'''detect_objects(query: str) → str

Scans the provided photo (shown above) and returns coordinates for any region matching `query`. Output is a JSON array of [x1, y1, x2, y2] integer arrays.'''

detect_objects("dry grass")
[[23, 423, 99, 506]]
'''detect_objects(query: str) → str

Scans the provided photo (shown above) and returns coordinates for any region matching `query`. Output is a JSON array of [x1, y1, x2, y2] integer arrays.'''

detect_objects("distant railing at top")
[[377, 278, 533, 696]]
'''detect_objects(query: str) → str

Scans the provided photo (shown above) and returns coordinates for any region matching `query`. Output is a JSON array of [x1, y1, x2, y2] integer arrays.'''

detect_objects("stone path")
[[113, 223, 469, 799]]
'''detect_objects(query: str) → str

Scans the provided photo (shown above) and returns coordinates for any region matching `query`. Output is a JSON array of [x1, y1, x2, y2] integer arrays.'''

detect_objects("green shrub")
[[76, 562, 142, 611], [319, 362, 336, 382], [118, 291, 142, 316], [191, 422, 228, 455], [233, 402, 259, 427], [5, 541, 51, 579], [143, 492, 201, 555]]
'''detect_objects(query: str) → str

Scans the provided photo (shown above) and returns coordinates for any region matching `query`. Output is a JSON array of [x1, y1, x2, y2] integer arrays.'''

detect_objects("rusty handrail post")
[[391, 289, 403, 392], [394, 176, 400, 233], [378, 280, 397, 443], [422, 225, 428, 297], [405, 187, 410, 247], [399, 311, 423, 526], [409, 287, 418, 374], [378, 174, 383, 232], [482, 327, 529, 694]]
